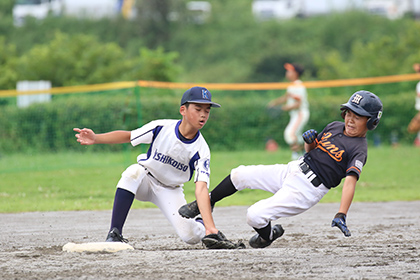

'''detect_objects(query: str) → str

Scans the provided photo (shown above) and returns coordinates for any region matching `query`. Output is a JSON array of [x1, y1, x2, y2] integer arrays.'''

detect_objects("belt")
[[139, 164, 156, 180], [141, 165, 163, 185], [299, 161, 322, 187], [146, 170, 178, 188]]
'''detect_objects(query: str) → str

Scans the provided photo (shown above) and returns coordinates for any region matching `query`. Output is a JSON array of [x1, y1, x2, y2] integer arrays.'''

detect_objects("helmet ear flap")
[[367, 110, 382, 130], [367, 118, 373, 130], [367, 117, 379, 130]]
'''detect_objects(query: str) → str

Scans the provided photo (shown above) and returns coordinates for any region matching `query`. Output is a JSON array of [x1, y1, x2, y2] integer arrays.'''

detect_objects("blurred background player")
[[74, 86, 231, 247], [407, 63, 420, 146], [268, 63, 309, 160]]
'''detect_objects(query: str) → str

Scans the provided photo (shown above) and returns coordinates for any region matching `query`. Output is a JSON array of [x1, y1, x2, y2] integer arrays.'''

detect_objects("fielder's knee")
[[177, 223, 205, 245], [180, 233, 202, 245]]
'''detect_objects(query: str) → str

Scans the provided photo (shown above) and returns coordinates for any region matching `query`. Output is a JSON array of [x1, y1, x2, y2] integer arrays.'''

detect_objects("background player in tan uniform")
[[268, 63, 309, 160], [408, 63, 420, 146]]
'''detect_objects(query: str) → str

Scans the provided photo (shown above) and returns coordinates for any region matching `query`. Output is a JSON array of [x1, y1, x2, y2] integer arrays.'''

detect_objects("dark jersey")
[[303, 121, 367, 189]]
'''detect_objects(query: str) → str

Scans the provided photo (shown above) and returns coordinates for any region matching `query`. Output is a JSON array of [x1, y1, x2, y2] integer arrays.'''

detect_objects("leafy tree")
[[15, 31, 180, 87], [314, 19, 420, 80], [133, 0, 171, 48], [0, 0, 14, 37], [16, 31, 129, 86], [0, 0, 14, 13], [3, 1, 420, 85], [0, 37, 18, 89], [124, 46, 181, 82]]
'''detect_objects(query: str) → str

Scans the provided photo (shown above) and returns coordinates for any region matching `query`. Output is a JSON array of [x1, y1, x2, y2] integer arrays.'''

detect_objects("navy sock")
[[109, 188, 135, 234], [253, 223, 272, 241], [209, 175, 237, 206]]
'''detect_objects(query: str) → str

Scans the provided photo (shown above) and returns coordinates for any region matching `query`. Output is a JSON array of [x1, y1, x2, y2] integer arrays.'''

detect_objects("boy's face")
[[181, 103, 211, 130], [285, 69, 298, 81], [343, 110, 369, 137]]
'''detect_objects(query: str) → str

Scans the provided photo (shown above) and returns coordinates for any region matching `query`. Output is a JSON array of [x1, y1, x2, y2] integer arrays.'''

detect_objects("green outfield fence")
[[0, 73, 419, 155]]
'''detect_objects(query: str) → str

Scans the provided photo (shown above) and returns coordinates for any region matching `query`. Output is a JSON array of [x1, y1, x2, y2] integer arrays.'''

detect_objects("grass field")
[[0, 145, 419, 213]]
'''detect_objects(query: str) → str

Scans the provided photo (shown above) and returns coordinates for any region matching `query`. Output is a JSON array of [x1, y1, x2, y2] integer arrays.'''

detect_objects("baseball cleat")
[[178, 200, 214, 219], [106, 227, 128, 243], [249, 224, 284, 248]]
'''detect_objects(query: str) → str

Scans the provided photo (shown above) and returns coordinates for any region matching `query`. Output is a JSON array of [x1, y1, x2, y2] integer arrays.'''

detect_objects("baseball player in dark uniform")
[[179, 90, 383, 248]]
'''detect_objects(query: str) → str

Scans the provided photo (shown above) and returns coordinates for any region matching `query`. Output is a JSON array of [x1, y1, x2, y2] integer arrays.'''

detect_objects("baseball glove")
[[302, 129, 318, 144], [201, 231, 245, 249]]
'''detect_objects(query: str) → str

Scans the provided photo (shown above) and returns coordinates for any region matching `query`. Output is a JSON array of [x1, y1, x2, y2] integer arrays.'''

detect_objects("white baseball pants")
[[116, 164, 205, 244], [230, 160, 329, 229], [284, 110, 310, 145]]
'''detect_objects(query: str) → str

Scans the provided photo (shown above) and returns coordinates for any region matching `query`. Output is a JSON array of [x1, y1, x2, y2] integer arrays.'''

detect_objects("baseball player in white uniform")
[[408, 63, 420, 145], [73, 86, 231, 246], [180, 91, 383, 249], [268, 63, 309, 160]]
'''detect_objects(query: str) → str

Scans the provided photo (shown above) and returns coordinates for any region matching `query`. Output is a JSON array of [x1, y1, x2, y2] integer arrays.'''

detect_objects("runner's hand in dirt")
[[331, 213, 351, 237]]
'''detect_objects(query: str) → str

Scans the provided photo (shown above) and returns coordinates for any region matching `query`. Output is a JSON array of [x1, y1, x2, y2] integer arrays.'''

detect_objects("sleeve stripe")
[[131, 128, 154, 142], [346, 166, 361, 173]]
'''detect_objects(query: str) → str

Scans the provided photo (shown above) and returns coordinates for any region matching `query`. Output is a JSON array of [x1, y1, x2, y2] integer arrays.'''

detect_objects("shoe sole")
[[178, 204, 199, 219]]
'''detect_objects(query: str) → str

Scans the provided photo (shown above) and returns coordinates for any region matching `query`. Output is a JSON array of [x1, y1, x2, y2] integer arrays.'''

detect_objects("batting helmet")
[[340, 90, 383, 130]]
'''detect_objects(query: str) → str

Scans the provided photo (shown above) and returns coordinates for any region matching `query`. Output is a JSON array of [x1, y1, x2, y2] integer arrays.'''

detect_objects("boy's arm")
[[74, 128, 131, 145], [338, 175, 357, 215], [304, 141, 317, 153], [282, 94, 301, 111], [195, 181, 218, 235], [267, 93, 288, 108], [331, 175, 357, 237]]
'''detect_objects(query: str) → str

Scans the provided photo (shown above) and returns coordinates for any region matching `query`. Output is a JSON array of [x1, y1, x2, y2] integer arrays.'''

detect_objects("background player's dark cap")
[[284, 63, 304, 76], [180, 86, 221, 108]]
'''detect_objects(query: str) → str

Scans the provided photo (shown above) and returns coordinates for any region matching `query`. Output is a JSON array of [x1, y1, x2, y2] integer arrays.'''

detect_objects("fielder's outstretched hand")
[[331, 212, 351, 237], [302, 129, 318, 144], [202, 231, 245, 249], [74, 128, 96, 145]]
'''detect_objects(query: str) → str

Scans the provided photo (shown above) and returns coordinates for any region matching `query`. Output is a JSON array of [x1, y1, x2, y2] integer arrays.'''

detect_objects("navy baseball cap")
[[180, 86, 221, 108]]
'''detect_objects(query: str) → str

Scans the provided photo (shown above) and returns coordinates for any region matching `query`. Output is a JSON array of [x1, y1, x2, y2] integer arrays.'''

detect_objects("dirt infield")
[[1, 201, 419, 280]]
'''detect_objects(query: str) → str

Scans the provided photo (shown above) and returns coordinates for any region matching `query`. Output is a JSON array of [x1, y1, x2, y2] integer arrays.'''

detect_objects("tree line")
[[1, 0, 420, 90]]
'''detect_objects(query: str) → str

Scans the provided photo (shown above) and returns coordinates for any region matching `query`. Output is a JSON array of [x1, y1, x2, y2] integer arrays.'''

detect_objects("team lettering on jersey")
[[316, 132, 345, 162], [153, 149, 188, 172]]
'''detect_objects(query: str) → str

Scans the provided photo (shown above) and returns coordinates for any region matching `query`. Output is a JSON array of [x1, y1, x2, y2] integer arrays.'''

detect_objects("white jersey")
[[284, 80, 310, 146], [286, 80, 309, 114], [416, 81, 420, 111], [130, 119, 211, 187]]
